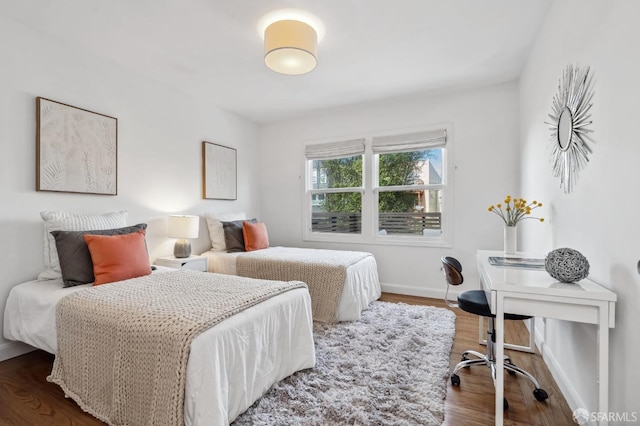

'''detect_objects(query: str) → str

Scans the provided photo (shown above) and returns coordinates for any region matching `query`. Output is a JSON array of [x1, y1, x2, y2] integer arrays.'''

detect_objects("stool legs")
[[450, 318, 549, 408]]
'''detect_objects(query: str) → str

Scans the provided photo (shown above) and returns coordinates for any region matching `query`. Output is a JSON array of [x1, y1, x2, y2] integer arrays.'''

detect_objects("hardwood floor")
[[0, 294, 574, 425], [0, 350, 103, 425], [380, 293, 575, 426]]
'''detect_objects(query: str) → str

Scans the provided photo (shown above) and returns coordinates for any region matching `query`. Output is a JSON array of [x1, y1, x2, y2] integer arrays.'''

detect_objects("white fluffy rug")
[[233, 301, 456, 425]]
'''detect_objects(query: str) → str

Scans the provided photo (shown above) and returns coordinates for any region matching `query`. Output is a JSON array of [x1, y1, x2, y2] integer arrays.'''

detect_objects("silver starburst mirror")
[[546, 65, 595, 194]]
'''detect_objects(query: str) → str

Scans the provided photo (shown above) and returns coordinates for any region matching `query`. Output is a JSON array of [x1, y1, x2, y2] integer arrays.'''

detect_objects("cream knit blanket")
[[236, 247, 371, 323], [47, 270, 307, 426]]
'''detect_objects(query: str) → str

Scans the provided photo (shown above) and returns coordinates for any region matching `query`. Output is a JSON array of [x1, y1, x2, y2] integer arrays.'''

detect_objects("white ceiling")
[[5, 0, 551, 124]]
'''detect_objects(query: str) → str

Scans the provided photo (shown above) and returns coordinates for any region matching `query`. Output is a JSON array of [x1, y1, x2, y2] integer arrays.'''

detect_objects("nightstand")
[[155, 255, 208, 272]]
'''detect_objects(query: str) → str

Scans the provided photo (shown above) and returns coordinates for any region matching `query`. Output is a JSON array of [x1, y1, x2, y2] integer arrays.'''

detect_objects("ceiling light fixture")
[[258, 9, 324, 76]]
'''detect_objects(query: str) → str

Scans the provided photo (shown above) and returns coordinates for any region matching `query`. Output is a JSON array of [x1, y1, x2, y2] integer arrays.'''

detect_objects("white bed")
[[3, 268, 315, 425], [201, 247, 381, 322]]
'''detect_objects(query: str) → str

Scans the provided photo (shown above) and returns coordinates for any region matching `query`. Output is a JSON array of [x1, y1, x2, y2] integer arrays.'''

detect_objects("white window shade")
[[372, 129, 446, 153], [305, 138, 365, 160]]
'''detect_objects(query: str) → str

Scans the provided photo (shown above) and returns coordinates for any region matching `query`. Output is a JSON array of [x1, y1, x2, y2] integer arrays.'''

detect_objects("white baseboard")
[[532, 321, 589, 422], [0, 340, 36, 362], [380, 282, 461, 300]]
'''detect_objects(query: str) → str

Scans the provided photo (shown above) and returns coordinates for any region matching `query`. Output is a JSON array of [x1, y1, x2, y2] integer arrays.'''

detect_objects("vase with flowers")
[[488, 195, 544, 254]]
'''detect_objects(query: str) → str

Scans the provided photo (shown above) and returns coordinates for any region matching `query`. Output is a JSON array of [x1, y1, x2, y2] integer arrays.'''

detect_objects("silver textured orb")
[[545, 248, 590, 283]]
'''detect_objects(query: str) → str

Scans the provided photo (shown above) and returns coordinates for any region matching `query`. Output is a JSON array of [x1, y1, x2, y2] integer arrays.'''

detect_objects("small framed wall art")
[[202, 141, 237, 200], [36, 97, 118, 195]]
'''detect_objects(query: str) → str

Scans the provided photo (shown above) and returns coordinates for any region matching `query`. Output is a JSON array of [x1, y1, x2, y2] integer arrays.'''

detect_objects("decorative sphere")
[[545, 248, 590, 283]]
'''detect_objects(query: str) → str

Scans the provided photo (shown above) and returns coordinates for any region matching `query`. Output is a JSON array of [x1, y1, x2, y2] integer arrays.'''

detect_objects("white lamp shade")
[[168, 215, 199, 239], [265, 19, 317, 75]]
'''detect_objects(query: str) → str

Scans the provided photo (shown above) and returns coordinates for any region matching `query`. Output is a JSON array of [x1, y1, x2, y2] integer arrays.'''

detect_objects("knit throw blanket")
[[47, 270, 307, 426], [236, 247, 371, 323]]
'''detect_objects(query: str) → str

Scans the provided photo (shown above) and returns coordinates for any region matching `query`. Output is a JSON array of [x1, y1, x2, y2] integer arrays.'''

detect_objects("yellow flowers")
[[488, 195, 544, 226]]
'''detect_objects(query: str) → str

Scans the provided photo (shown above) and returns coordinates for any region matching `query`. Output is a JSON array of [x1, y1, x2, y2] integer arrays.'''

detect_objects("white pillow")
[[38, 210, 128, 280], [205, 212, 246, 251]]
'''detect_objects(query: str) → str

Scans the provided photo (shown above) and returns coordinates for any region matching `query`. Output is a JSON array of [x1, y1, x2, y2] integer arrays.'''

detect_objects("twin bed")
[[4, 269, 315, 425], [201, 246, 381, 323], [2, 211, 381, 425], [201, 212, 381, 323]]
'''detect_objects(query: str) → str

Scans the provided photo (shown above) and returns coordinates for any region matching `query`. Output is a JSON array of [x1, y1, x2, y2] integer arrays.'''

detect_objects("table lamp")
[[168, 215, 199, 258]]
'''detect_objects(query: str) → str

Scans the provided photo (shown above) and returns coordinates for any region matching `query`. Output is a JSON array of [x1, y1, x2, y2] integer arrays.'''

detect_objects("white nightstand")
[[155, 255, 208, 272]]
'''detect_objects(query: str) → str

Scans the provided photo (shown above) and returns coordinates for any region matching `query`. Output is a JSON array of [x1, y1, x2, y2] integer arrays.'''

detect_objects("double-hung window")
[[372, 129, 446, 240], [305, 139, 365, 235], [304, 127, 450, 246]]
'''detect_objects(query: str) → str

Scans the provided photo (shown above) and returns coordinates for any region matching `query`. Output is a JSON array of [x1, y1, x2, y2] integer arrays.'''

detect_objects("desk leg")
[[597, 305, 609, 426], [479, 316, 536, 353], [495, 293, 505, 426]]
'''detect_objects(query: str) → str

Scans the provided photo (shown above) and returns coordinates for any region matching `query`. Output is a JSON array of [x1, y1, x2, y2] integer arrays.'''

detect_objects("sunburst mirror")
[[546, 64, 595, 194]]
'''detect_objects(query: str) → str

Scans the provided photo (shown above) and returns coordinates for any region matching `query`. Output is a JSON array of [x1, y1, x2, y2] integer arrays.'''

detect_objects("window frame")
[[305, 150, 365, 241], [303, 125, 452, 248]]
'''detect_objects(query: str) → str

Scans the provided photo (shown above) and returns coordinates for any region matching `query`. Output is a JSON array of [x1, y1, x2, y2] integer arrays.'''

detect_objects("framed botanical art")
[[36, 97, 118, 195], [202, 141, 237, 200]]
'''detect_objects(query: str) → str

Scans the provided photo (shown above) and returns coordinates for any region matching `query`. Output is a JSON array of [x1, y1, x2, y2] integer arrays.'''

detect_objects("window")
[[305, 139, 365, 234], [304, 128, 450, 246], [373, 130, 446, 239]]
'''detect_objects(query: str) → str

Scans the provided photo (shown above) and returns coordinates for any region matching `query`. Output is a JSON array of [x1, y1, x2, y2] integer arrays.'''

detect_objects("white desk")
[[476, 250, 616, 426]]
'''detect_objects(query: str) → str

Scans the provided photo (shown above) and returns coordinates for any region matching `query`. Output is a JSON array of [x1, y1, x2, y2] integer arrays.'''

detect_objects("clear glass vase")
[[504, 226, 517, 255]]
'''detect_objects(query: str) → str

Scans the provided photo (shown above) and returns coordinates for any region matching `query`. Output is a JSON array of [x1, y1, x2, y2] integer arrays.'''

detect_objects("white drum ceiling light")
[[258, 9, 324, 76]]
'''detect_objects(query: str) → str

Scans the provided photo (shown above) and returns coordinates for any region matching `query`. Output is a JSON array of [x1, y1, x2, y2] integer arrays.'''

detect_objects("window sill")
[[303, 232, 452, 248]]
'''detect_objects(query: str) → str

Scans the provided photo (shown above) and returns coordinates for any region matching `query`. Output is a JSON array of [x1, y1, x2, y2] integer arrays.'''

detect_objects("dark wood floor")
[[0, 294, 574, 425]]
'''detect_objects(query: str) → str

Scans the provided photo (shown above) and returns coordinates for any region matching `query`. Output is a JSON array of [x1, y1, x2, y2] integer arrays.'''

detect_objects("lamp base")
[[174, 240, 192, 258]]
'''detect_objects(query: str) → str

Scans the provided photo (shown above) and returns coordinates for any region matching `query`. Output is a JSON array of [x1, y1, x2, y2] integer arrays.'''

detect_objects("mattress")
[[201, 247, 381, 322], [3, 269, 315, 425]]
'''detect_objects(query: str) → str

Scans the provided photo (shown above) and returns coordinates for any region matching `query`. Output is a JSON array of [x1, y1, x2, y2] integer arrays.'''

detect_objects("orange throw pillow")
[[242, 221, 269, 251], [83, 230, 152, 285]]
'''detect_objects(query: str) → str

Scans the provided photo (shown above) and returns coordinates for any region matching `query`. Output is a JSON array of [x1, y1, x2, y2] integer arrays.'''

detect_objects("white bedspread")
[[201, 247, 381, 322], [3, 269, 315, 425]]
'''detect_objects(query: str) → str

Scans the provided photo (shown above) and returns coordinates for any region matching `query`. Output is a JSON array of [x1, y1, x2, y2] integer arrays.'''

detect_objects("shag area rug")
[[233, 301, 456, 425]]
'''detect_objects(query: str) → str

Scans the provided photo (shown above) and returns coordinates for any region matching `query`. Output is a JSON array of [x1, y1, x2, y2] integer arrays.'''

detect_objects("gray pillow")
[[222, 219, 257, 253], [51, 223, 147, 287]]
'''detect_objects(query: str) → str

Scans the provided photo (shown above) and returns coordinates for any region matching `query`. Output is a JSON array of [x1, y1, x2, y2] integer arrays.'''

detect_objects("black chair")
[[441, 256, 548, 410]]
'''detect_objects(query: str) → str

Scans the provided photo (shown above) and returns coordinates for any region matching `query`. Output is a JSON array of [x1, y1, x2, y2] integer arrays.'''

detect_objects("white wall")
[[0, 16, 261, 359], [519, 0, 640, 417], [258, 82, 521, 297]]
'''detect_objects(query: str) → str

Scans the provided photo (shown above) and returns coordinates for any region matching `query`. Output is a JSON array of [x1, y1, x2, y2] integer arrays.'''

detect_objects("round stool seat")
[[458, 290, 531, 321]]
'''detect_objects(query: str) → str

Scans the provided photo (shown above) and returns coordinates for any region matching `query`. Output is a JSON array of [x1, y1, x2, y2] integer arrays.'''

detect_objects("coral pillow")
[[242, 221, 269, 251], [83, 230, 152, 285]]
